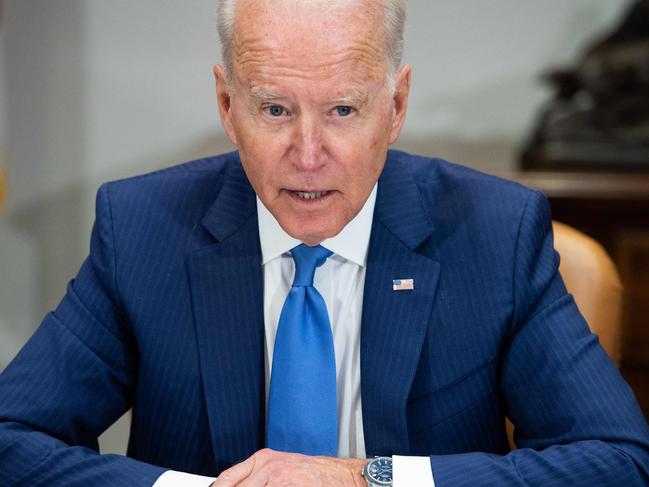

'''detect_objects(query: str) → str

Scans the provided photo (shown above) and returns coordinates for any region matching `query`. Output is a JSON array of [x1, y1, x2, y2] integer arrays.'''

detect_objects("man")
[[0, 0, 648, 486]]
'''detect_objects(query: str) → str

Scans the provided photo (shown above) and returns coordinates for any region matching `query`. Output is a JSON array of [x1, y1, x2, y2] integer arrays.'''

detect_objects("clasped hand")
[[212, 449, 367, 487]]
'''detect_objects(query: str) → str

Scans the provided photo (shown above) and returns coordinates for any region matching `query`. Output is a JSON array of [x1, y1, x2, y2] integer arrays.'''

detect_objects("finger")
[[212, 454, 257, 487]]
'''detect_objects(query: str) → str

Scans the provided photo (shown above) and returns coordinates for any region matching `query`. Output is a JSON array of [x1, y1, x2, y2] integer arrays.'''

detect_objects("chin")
[[286, 223, 343, 246], [289, 230, 329, 246]]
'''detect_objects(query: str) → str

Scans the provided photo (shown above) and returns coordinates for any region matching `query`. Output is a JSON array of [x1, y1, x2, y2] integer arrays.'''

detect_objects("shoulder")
[[383, 150, 550, 259], [385, 149, 543, 225], [386, 149, 534, 200], [100, 151, 241, 207], [96, 151, 247, 225], [93, 151, 248, 246]]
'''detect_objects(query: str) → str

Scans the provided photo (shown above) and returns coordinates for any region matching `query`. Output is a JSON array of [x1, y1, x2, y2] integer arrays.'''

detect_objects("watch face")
[[367, 457, 392, 484]]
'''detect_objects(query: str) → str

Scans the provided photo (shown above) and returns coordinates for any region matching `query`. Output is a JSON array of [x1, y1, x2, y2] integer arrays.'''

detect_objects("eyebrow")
[[332, 91, 369, 107], [249, 87, 283, 103], [248, 86, 369, 108]]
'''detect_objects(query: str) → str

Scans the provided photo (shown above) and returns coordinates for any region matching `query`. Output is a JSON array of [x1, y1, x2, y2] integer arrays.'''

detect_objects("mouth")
[[293, 190, 329, 200]]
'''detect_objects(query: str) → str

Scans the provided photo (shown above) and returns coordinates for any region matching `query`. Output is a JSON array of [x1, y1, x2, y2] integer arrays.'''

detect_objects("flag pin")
[[393, 279, 414, 291]]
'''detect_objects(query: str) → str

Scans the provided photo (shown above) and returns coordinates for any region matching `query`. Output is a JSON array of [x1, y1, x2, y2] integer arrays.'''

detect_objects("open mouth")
[[294, 190, 329, 200]]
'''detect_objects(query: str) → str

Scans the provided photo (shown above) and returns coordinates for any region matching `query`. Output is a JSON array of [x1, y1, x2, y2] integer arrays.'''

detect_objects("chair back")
[[552, 221, 623, 365]]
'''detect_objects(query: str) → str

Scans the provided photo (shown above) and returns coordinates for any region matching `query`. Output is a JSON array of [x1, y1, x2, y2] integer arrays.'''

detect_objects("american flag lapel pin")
[[393, 279, 414, 291]]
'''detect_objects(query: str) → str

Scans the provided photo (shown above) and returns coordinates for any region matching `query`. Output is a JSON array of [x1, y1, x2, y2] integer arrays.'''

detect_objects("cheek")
[[234, 131, 286, 186], [238, 148, 277, 195], [371, 133, 384, 150], [330, 133, 386, 184], [235, 122, 289, 164], [243, 157, 277, 191]]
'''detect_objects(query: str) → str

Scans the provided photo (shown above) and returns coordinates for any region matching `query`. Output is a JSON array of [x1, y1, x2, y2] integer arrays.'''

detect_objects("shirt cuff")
[[152, 470, 216, 487], [393, 455, 435, 487]]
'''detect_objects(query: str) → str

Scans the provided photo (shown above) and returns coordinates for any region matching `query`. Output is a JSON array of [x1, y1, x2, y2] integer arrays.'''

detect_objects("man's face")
[[215, 0, 410, 245]]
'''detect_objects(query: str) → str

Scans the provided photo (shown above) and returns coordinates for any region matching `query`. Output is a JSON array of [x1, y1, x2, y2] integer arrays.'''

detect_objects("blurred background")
[[1, 0, 647, 454]]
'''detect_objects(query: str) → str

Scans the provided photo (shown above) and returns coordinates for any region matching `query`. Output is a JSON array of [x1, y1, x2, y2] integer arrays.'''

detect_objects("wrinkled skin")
[[215, 0, 410, 246], [212, 449, 367, 487], [213, 0, 410, 483]]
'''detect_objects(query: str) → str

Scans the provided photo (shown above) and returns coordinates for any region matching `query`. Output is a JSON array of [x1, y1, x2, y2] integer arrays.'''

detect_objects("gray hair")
[[216, 0, 406, 91]]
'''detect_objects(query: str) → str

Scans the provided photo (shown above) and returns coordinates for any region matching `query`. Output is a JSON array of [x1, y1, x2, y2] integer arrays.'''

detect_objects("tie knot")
[[290, 244, 332, 287]]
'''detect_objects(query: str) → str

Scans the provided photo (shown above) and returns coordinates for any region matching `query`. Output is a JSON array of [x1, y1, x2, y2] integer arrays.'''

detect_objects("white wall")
[[0, 5, 5, 164], [0, 0, 634, 453], [403, 0, 627, 140], [2, 1, 631, 210]]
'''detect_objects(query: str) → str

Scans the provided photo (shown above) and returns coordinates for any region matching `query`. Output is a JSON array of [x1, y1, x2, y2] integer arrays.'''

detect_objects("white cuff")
[[392, 455, 435, 487], [152, 470, 216, 487]]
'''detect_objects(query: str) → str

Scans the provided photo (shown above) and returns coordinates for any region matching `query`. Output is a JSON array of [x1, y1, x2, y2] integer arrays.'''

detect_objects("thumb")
[[212, 454, 257, 487]]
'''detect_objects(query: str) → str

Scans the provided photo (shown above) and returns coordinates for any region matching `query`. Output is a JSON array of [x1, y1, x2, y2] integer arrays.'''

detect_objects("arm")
[[197, 191, 649, 487], [428, 190, 649, 486], [0, 184, 166, 486]]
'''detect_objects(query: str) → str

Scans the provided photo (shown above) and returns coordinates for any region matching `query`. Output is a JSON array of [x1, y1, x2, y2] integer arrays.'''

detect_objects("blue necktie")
[[267, 244, 337, 456]]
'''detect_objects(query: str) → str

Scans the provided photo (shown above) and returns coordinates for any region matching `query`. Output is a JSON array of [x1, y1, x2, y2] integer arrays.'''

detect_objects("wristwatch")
[[362, 456, 393, 486]]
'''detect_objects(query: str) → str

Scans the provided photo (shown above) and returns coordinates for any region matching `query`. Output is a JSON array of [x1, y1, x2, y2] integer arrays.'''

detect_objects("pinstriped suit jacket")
[[0, 150, 648, 486]]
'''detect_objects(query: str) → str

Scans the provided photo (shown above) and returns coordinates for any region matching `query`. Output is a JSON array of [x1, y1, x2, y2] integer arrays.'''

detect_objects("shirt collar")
[[257, 184, 377, 267]]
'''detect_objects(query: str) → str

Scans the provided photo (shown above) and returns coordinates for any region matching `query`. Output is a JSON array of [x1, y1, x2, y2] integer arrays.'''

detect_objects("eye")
[[265, 105, 287, 117], [335, 106, 354, 117]]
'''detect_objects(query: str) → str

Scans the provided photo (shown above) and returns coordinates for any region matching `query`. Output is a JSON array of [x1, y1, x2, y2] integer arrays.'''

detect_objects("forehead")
[[232, 0, 387, 85]]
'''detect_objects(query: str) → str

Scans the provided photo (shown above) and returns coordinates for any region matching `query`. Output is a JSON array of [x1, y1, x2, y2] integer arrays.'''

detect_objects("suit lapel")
[[186, 153, 440, 462], [361, 155, 440, 456], [187, 161, 265, 469]]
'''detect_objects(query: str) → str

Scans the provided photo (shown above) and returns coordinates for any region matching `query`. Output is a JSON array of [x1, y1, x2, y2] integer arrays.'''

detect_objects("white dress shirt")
[[154, 184, 433, 486]]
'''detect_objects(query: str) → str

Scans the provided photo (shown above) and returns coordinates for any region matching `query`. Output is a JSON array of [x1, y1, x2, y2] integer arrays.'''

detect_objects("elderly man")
[[1, 0, 648, 486]]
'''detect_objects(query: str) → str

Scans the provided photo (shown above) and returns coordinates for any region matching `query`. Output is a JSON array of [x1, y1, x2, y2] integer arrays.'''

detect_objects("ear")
[[213, 64, 238, 146], [388, 64, 411, 144]]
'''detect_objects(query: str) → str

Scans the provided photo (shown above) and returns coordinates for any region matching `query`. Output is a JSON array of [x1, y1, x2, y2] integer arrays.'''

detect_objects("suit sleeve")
[[0, 184, 166, 486], [428, 190, 649, 486]]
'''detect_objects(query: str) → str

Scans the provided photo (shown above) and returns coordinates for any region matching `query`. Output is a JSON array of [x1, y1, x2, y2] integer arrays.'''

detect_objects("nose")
[[291, 116, 325, 171]]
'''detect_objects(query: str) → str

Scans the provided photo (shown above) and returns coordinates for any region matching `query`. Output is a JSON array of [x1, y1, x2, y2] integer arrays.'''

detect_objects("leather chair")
[[507, 220, 623, 448], [552, 221, 622, 365]]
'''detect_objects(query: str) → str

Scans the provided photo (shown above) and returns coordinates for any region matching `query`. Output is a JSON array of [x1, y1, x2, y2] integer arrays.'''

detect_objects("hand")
[[211, 448, 366, 487]]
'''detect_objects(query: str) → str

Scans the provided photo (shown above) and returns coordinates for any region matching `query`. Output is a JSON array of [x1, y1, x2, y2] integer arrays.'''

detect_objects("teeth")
[[295, 191, 328, 200]]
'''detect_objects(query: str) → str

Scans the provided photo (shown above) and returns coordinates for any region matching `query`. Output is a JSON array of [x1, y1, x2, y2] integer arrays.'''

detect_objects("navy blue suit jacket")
[[1, 150, 648, 486]]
